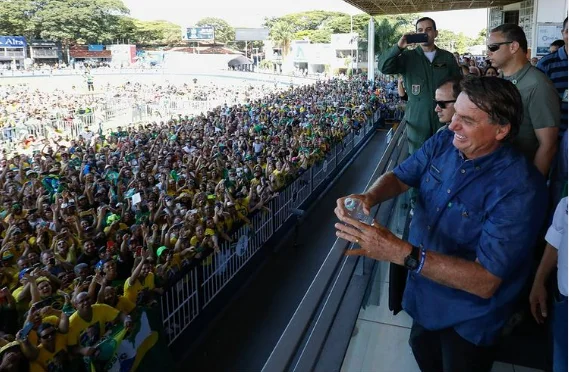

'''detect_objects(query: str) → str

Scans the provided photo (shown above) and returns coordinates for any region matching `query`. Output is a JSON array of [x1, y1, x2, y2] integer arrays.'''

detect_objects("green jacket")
[[378, 44, 461, 153]]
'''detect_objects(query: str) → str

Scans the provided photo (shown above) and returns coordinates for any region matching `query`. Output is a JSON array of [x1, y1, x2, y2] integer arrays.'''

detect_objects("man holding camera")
[[378, 17, 461, 154]]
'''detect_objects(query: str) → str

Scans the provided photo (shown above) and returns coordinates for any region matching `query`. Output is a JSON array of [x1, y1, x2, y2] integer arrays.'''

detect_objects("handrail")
[[262, 120, 408, 372], [161, 110, 384, 348]]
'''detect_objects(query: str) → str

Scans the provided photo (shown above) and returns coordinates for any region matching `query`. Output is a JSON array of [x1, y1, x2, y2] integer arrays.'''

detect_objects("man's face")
[[434, 84, 456, 124], [486, 31, 514, 69], [563, 22, 568, 46], [416, 20, 438, 46], [448, 92, 509, 159]]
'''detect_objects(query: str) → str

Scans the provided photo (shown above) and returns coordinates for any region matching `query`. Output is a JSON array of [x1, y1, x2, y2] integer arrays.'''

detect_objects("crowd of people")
[[0, 73, 389, 371], [0, 79, 291, 152]]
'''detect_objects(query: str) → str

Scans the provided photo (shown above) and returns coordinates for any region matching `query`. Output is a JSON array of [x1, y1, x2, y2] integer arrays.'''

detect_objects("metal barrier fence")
[[161, 109, 383, 346], [0, 97, 226, 153]]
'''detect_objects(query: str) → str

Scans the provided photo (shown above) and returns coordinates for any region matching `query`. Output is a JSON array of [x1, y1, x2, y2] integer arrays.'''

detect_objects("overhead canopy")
[[227, 55, 254, 67], [343, 0, 519, 15]]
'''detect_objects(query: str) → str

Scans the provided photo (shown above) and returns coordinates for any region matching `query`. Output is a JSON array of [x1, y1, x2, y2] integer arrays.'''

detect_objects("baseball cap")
[[156, 246, 169, 257]]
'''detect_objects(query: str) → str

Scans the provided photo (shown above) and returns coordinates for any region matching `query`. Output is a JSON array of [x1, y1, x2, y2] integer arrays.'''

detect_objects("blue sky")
[[122, 0, 488, 38]]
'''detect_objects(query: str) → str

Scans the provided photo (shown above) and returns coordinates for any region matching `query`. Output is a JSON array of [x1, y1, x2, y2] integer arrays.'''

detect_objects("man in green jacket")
[[378, 17, 461, 154]]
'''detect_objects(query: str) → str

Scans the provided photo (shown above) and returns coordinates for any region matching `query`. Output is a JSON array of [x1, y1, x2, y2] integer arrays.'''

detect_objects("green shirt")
[[378, 44, 461, 153], [503, 63, 560, 162]]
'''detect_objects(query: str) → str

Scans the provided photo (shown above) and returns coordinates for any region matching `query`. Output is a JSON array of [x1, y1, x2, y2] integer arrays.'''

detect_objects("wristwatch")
[[404, 245, 421, 271]]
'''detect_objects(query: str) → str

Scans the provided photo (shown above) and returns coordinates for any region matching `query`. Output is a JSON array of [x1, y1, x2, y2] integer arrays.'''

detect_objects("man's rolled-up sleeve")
[[393, 132, 438, 187]]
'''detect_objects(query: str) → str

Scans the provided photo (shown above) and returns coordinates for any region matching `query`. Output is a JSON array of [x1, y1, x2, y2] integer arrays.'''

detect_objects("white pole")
[[367, 17, 375, 82], [350, 15, 354, 73]]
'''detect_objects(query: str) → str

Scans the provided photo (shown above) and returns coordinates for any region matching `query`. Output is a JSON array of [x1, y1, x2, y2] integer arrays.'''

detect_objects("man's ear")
[[510, 41, 521, 55], [496, 123, 511, 141]]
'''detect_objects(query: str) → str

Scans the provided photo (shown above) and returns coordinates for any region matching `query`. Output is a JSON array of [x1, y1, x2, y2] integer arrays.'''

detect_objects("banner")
[[536, 23, 564, 56], [86, 308, 174, 372]]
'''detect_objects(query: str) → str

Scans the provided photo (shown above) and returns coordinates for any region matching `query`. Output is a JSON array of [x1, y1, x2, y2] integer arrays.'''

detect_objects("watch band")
[[414, 248, 427, 275]]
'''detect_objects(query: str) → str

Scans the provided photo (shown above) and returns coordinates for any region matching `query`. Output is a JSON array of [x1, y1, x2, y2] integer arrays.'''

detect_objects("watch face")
[[405, 256, 419, 270]]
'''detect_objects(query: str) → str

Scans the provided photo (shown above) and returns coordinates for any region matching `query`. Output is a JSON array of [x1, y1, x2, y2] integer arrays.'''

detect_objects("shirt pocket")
[[420, 164, 443, 204], [442, 197, 485, 248]]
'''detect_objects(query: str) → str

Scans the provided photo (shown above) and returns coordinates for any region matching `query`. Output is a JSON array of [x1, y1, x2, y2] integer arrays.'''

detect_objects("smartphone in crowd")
[[406, 33, 428, 44]]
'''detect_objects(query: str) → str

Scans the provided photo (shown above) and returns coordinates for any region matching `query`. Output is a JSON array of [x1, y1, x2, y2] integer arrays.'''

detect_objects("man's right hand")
[[397, 33, 415, 50], [335, 194, 373, 220], [529, 281, 548, 324]]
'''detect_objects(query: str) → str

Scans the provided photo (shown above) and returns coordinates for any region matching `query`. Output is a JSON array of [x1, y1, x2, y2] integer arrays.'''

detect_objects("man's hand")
[[335, 217, 409, 264], [397, 33, 415, 49], [334, 194, 373, 220], [529, 281, 548, 324]]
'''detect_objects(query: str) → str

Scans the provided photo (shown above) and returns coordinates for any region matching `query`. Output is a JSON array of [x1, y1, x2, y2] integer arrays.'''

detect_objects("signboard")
[[331, 33, 358, 50], [109, 44, 136, 65], [184, 27, 215, 41], [30, 40, 58, 47], [88, 44, 104, 52], [536, 23, 564, 56], [235, 28, 269, 41], [0, 36, 26, 48]]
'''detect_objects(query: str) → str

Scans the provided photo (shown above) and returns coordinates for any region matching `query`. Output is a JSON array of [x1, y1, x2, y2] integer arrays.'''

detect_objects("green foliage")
[[436, 29, 482, 54], [293, 29, 332, 43], [0, 0, 131, 44], [270, 21, 295, 56], [196, 17, 234, 44], [131, 20, 181, 46]]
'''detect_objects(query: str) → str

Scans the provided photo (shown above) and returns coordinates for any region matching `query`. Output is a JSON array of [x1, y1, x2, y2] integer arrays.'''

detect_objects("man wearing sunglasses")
[[378, 17, 461, 154], [434, 76, 462, 132], [487, 23, 560, 177]]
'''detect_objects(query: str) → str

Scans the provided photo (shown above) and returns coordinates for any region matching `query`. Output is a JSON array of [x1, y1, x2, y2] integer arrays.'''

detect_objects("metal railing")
[[261, 119, 408, 372], [160, 110, 383, 346]]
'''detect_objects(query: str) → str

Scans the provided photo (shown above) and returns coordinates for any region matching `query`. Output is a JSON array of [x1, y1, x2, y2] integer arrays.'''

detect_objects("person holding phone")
[[378, 17, 461, 154]]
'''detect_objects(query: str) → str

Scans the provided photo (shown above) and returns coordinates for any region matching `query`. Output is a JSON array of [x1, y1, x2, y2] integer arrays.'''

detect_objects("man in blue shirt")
[[335, 77, 547, 372], [537, 17, 568, 205]]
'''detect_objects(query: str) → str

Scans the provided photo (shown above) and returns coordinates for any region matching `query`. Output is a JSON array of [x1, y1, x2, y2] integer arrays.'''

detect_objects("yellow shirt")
[[30, 332, 68, 372], [98, 296, 135, 315], [123, 272, 155, 304], [67, 304, 119, 347]]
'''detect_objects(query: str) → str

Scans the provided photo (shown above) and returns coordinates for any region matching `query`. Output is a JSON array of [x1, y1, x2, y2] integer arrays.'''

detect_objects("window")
[[503, 10, 520, 25]]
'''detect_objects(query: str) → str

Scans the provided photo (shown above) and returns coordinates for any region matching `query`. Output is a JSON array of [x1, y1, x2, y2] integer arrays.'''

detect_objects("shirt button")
[[427, 225, 431, 230], [419, 244, 424, 248], [447, 189, 451, 194], [476, 166, 481, 170], [436, 207, 440, 212], [460, 169, 466, 174]]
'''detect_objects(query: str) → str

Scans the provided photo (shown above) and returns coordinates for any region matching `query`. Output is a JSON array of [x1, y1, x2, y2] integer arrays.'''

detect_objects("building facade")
[[488, 0, 568, 57]]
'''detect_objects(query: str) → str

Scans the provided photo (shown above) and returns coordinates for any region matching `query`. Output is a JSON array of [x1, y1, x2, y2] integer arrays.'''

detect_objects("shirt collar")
[[456, 143, 509, 169], [559, 46, 568, 60], [502, 62, 532, 83]]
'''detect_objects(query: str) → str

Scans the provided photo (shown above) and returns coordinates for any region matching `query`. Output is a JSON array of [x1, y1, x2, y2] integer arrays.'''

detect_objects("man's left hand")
[[335, 216, 409, 264]]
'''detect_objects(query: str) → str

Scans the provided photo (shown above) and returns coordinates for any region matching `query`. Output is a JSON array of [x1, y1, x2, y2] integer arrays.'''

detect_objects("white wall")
[[536, 0, 567, 23]]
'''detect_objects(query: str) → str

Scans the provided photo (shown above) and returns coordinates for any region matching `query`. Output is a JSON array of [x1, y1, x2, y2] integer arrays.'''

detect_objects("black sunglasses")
[[487, 41, 513, 52], [434, 100, 456, 109]]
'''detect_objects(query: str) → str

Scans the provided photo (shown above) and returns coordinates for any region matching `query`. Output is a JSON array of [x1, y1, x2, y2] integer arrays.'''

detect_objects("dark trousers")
[[409, 321, 495, 372]]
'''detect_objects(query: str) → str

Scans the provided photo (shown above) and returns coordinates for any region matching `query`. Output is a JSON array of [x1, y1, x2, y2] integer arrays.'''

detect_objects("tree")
[[132, 20, 181, 45], [7, 0, 131, 45], [293, 29, 332, 43], [196, 17, 234, 44], [324, 14, 369, 37], [270, 21, 295, 57]]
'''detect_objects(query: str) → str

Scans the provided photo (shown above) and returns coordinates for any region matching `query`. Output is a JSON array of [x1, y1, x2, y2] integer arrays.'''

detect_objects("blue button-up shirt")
[[393, 129, 547, 346]]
